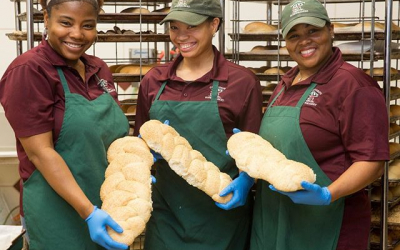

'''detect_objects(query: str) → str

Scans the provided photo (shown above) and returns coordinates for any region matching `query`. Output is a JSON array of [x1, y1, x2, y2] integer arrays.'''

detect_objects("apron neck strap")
[[154, 80, 220, 101], [267, 86, 285, 108], [210, 80, 219, 101], [296, 82, 317, 108], [56, 67, 71, 94]]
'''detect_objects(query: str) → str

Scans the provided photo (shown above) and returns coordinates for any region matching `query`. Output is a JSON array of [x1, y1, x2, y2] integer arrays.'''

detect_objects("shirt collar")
[[159, 45, 229, 83]]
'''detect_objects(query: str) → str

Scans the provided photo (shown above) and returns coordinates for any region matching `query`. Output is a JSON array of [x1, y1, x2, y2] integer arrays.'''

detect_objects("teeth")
[[65, 42, 82, 48], [301, 48, 315, 55], [180, 43, 193, 49]]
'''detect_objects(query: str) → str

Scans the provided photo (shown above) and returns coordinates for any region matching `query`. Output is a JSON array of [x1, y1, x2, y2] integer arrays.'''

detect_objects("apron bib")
[[144, 80, 252, 250], [250, 83, 345, 250], [23, 68, 129, 250]]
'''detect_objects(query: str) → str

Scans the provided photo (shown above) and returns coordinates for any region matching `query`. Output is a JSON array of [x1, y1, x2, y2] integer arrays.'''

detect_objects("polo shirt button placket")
[[183, 93, 188, 97]]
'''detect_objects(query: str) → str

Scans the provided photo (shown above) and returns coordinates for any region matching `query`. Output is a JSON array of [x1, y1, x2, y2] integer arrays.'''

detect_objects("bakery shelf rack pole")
[[26, 0, 34, 50], [14, 0, 23, 55], [381, 0, 393, 249], [219, 0, 225, 55]]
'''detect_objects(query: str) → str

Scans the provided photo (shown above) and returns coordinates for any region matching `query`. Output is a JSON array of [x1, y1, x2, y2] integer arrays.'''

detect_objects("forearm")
[[20, 132, 94, 219], [31, 148, 94, 219], [328, 161, 384, 202]]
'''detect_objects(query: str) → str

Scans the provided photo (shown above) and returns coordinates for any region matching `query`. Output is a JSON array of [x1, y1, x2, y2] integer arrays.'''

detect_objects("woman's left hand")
[[269, 181, 331, 206]]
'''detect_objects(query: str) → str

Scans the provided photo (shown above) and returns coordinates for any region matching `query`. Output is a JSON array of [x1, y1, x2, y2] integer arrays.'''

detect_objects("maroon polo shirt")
[[269, 47, 389, 250], [0, 40, 118, 215], [134, 46, 263, 138]]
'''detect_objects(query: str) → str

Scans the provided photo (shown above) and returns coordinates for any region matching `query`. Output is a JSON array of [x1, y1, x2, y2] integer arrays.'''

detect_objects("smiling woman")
[[133, 0, 263, 249], [250, 0, 390, 249], [0, 0, 130, 249]]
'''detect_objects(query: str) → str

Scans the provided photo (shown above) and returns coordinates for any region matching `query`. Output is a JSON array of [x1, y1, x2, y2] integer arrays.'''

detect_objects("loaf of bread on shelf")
[[120, 7, 150, 14], [390, 123, 400, 135], [391, 184, 400, 197], [227, 131, 316, 192], [390, 105, 400, 117], [100, 136, 153, 246], [364, 67, 398, 76], [332, 22, 356, 28], [152, 7, 170, 13], [139, 120, 233, 203], [390, 142, 400, 156], [389, 159, 400, 180], [118, 64, 154, 75], [371, 186, 394, 201], [264, 67, 285, 75], [243, 22, 278, 33]]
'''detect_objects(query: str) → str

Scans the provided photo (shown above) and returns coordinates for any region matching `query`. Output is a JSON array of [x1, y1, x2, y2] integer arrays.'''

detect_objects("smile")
[[64, 42, 84, 48], [180, 43, 196, 50], [300, 48, 316, 57]]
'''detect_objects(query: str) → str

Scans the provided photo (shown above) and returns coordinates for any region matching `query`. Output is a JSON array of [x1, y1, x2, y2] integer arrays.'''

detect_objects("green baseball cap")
[[160, 0, 223, 26], [281, 0, 330, 38]]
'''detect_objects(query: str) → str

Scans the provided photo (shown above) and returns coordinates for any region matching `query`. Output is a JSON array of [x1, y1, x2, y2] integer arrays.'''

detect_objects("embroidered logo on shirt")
[[205, 86, 225, 102], [97, 79, 116, 93], [305, 88, 321, 106]]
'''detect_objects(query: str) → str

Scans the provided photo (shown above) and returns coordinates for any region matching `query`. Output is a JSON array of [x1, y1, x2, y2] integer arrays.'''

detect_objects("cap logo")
[[290, 1, 308, 17], [174, 0, 191, 8]]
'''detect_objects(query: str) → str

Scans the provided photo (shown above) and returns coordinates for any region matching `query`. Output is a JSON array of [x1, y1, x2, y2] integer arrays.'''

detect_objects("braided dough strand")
[[139, 120, 233, 203], [227, 131, 316, 192], [100, 136, 153, 245]]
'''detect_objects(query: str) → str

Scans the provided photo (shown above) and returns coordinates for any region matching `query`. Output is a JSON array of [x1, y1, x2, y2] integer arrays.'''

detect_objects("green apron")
[[23, 67, 129, 250], [144, 80, 252, 250], [250, 83, 345, 250]]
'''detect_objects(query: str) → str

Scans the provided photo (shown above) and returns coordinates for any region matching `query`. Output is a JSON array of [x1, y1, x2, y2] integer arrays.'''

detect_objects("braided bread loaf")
[[100, 136, 153, 245], [227, 131, 316, 192], [139, 119, 233, 203]]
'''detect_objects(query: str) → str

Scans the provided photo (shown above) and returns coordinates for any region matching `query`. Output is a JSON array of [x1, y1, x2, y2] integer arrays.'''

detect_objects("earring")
[[42, 28, 49, 40]]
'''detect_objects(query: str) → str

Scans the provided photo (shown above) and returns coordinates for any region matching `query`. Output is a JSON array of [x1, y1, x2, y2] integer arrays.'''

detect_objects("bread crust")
[[139, 120, 233, 203], [100, 136, 153, 245], [227, 131, 316, 192]]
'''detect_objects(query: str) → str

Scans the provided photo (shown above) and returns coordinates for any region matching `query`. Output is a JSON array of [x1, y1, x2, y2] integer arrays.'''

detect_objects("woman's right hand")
[[85, 206, 128, 250]]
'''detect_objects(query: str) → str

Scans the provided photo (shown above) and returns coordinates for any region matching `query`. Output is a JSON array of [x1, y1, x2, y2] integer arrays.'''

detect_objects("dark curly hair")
[[39, 0, 104, 16]]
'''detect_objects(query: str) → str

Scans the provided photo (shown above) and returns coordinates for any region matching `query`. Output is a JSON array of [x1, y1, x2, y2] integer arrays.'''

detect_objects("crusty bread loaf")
[[365, 67, 398, 76], [152, 7, 170, 13], [244, 22, 277, 33], [100, 136, 153, 246], [391, 105, 400, 117], [390, 123, 400, 135], [139, 120, 233, 203], [227, 131, 316, 192], [390, 142, 400, 155], [121, 7, 150, 14], [389, 159, 400, 180], [118, 64, 154, 75], [264, 67, 285, 75], [332, 22, 356, 28]]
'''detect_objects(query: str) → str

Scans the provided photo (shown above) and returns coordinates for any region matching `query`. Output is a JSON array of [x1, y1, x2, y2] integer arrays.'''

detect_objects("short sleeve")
[[340, 86, 389, 161], [0, 64, 55, 138]]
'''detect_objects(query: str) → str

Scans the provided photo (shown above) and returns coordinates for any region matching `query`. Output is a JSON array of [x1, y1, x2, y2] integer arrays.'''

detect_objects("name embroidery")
[[175, 0, 191, 8]]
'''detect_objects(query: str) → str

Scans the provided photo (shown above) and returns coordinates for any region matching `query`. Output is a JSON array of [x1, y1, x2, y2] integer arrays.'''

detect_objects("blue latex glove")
[[85, 206, 128, 250], [215, 172, 254, 210], [226, 128, 241, 156], [269, 181, 331, 206]]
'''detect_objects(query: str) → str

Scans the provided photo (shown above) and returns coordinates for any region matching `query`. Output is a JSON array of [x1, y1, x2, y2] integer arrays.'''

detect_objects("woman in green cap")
[[134, 0, 263, 249], [249, 0, 389, 249]]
